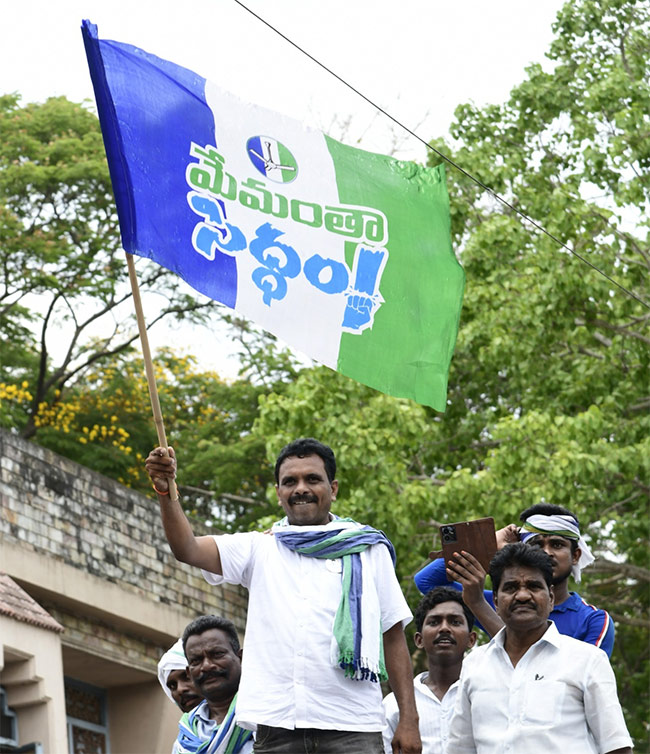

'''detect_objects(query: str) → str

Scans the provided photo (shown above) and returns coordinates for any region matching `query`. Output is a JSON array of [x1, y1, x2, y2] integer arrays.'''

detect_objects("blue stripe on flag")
[[82, 20, 238, 307]]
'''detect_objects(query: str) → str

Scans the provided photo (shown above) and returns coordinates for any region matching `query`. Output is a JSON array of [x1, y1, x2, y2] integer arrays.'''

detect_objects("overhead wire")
[[231, 0, 649, 311]]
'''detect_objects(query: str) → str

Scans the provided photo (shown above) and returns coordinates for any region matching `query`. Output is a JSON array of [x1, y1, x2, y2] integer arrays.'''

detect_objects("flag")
[[82, 20, 464, 411]]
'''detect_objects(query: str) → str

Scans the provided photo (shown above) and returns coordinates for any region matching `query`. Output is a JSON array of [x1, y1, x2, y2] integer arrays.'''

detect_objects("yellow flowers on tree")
[[0, 93, 223, 441]]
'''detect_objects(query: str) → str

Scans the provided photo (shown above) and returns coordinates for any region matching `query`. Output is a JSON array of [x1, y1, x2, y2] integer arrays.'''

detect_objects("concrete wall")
[[108, 681, 179, 754]]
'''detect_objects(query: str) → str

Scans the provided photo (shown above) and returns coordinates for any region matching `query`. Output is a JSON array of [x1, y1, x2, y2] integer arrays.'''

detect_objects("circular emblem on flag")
[[246, 136, 298, 183]]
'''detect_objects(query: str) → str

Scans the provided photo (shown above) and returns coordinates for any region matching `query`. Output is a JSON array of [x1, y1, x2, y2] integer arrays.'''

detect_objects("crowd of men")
[[147, 438, 633, 754]]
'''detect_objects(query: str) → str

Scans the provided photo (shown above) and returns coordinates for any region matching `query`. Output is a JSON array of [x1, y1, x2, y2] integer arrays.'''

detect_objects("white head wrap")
[[157, 638, 187, 703], [519, 513, 595, 583]]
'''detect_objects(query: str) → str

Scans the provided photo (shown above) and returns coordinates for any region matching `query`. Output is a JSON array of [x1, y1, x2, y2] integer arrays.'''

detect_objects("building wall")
[[0, 615, 68, 753], [108, 681, 179, 754], [0, 428, 248, 753]]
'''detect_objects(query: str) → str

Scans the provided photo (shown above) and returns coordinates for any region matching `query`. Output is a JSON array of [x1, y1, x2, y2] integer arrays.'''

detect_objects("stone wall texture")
[[0, 427, 248, 671]]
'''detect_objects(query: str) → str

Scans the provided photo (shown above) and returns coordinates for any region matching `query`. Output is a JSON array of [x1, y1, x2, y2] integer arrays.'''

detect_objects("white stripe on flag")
[[205, 82, 347, 368]]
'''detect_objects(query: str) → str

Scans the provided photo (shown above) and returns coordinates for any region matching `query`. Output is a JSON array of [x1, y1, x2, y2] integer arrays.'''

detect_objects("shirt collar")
[[193, 700, 214, 724], [415, 672, 458, 703], [551, 591, 580, 613], [491, 620, 561, 651]]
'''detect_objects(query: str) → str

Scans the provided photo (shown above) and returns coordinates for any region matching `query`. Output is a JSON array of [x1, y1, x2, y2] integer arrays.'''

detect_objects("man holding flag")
[[146, 438, 421, 753], [82, 20, 460, 750]]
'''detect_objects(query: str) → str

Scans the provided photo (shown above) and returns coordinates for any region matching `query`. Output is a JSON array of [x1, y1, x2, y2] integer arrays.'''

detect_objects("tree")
[[1, 0, 646, 740], [250, 0, 648, 742], [0, 94, 222, 439], [176, 321, 301, 530], [0, 310, 301, 527]]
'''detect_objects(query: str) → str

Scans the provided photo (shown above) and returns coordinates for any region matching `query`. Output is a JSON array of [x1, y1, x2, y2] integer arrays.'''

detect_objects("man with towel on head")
[[146, 437, 421, 754], [158, 637, 203, 715], [414, 503, 614, 655]]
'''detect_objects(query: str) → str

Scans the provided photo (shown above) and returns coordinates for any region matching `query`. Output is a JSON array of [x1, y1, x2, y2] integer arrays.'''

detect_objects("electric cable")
[[231, 0, 649, 311]]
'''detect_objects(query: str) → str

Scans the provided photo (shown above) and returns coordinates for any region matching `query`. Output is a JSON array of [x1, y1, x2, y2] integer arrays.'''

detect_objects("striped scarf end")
[[338, 655, 387, 683]]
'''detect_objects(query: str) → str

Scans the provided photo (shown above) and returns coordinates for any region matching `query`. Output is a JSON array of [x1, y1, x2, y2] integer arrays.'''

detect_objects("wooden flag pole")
[[125, 252, 179, 502]]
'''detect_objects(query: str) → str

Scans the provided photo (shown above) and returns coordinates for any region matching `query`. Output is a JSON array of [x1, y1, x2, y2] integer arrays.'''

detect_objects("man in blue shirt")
[[414, 504, 614, 655]]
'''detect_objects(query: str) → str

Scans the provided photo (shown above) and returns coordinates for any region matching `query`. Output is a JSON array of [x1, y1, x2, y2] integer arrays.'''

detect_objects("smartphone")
[[438, 517, 497, 579]]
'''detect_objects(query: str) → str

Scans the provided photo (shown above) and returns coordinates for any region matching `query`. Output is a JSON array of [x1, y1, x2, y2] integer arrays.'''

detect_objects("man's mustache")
[[434, 635, 456, 644], [289, 494, 318, 504], [511, 601, 536, 611], [196, 669, 228, 684]]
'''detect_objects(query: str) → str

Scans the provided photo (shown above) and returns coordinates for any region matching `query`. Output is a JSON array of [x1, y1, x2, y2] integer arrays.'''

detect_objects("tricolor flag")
[[82, 20, 464, 411]]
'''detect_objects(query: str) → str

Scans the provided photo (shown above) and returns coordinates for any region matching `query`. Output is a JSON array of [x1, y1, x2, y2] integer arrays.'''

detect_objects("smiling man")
[[174, 615, 252, 754], [146, 438, 420, 754], [383, 587, 476, 754], [447, 543, 632, 754]]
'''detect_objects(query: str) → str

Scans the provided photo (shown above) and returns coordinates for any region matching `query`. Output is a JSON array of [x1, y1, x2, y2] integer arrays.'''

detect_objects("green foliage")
[[0, 0, 646, 743], [250, 0, 648, 743], [177, 319, 301, 530], [2, 343, 288, 530], [0, 94, 223, 440]]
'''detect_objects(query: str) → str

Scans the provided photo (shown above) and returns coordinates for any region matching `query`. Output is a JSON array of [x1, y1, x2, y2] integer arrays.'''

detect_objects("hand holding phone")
[[438, 517, 497, 580]]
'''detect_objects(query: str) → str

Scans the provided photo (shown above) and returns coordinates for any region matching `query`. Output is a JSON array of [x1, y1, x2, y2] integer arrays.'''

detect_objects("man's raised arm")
[[145, 446, 222, 574]]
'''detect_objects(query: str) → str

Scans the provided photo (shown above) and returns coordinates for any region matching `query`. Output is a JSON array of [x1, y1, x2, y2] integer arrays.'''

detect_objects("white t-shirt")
[[447, 621, 633, 754], [383, 672, 458, 754], [202, 527, 411, 732]]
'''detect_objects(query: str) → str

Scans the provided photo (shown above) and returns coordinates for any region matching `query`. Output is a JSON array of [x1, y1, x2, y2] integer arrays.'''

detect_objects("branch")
[[420, 519, 445, 530], [574, 317, 650, 346], [21, 293, 62, 439], [589, 557, 650, 582], [582, 573, 625, 589], [608, 613, 650, 630], [618, 21, 633, 80], [577, 346, 605, 360], [470, 439, 502, 449], [625, 397, 650, 413], [52, 330, 142, 389], [46, 296, 218, 393], [598, 490, 644, 518], [614, 473, 650, 495], [36, 294, 61, 397], [178, 484, 260, 506], [407, 475, 446, 486]]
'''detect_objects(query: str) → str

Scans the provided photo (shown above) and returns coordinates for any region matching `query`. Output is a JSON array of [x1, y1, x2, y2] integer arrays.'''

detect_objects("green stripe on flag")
[[277, 141, 297, 183], [324, 136, 465, 411]]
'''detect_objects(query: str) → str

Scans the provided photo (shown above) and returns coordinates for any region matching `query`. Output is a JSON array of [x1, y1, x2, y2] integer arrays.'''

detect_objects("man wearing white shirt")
[[383, 587, 476, 754], [447, 543, 632, 754], [174, 615, 252, 754], [146, 437, 421, 754]]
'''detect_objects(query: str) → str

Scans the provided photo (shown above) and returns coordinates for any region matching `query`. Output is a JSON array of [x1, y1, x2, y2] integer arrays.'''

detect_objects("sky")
[[1, 0, 567, 377]]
